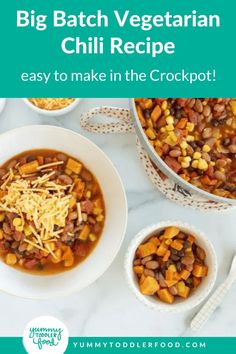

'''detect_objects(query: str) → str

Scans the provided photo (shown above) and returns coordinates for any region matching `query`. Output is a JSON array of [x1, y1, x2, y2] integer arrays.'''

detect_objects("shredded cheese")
[[0, 172, 72, 253], [28, 98, 75, 111]]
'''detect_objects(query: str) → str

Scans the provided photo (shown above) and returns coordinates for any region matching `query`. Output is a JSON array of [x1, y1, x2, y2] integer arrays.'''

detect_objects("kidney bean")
[[214, 104, 225, 113], [216, 159, 227, 169], [81, 200, 94, 214], [203, 105, 211, 117], [144, 269, 155, 277], [214, 170, 226, 181], [133, 259, 141, 266], [141, 255, 153, 264], [18, 243, 27, 252], [58, 174, 73, 185], [169, 149, 181, 158], [169, 286, 178, 296], [228, 145, 236, 154], [80, 170, 93, 182], [13, 231, 23, 241], [68, 211, 78, 221], [196, 247, 206, 261], [7, 160, 17, 169], [194, 99, 203, 113], [182, 256, 194, 266], [202, 128, 213, 139], [158, 272, 167, 287], [145, 261, 159, 270], [3, 222, 12, 235], [56, 153, 68, 162]]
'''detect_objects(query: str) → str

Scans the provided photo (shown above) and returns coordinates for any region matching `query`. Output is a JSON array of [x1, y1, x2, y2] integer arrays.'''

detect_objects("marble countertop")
[[0, 98, 235, 337]]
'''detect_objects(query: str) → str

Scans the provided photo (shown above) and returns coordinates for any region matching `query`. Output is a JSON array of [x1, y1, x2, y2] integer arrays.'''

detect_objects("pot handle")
[[80, 106, 135, 134]]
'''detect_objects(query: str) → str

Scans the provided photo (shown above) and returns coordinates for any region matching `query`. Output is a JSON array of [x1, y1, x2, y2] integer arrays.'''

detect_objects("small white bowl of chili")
[[22, 98, 81, 117], [125, 221, 217, 313]]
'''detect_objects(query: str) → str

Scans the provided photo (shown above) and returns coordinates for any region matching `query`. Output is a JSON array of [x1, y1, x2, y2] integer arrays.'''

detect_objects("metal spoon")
[[191, 253, 236, 331]]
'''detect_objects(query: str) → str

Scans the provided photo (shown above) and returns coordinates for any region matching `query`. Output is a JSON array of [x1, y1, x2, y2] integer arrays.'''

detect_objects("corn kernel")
[[198, 158, 209, 170], [182, 149, 187, 157], [89, 233, 97, 242], [27, 244, 34, 251], [13, 218, 22, 227], [155, 140, 162, 147], [16, 226, 23, 232], [161, 101, 168, 110], [210, 161, 216, 166], [160, 127, 166, 133], [5, 253, 17, 266], [169, 264, 177, 272], [93, 207, 103, 215], [164, 109, 170, 116], [181, 162, 190, 168], [146, 128, 156, 140], [86, 190, 91, 199], [184, 156, 192, 162], [180, 141, 188, 149], [166, 115, 174, 125], [186, 122, 195, 132], [0, 229, 3, 240], [193, 152, 202, 160], [191, 160, 199, 169], [0, 213, 5, 222], [46, 242, 56, 252], [65, 168, 72, 176], [165, 239, 172, 245], [166, 124, 174, 132], [202, 144, 211, 153], [69, 196, 76, 208], [96, 215, 104, 222], [169, 132, 177, 142], [186, 135, 195, 142], [24, 224, 32, 236]]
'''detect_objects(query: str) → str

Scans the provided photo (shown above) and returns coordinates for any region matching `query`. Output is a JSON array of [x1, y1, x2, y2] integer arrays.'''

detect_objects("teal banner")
[[0, 0, 235, 97], [0, 337, 235, 353]]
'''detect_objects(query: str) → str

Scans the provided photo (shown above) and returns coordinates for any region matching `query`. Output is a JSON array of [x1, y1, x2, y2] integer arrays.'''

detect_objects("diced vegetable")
[[140, 276, 160, 295], [133, 265, 144, 276], [5, 253, 17, 265], [137, 242, 157, 258], [78, 225, 91, 241], [163, 226, 180, 239], [66, 158, 82, 174], [156, 241, 168, 256], [19, 160, 39, 175], [192, 263, 208, 277], [157, 288, 174, 304]]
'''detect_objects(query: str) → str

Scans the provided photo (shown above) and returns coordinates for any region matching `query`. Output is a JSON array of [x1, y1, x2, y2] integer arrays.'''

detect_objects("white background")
[[0, 98, 235, 337]]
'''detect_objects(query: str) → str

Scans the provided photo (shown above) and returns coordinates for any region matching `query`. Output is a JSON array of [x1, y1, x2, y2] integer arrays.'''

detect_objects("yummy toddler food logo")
[[23, 316, 69, 354]]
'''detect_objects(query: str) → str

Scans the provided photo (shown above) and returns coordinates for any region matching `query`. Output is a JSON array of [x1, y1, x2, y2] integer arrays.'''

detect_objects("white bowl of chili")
[[0, 125, 127, 298], [125, 221, 217, 313]]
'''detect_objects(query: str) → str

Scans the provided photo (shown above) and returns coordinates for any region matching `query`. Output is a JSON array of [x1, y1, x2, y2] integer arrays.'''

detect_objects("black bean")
[[223, 138, 231, 147], [171, 255, 180, 262], [143, 109, 151, 118], [26, 155, 37, 163], [176, 262, 182, 272], [170, 248, 178, 255]]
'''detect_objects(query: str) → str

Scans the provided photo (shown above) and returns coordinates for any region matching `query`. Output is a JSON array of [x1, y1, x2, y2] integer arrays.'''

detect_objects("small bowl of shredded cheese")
[[22, 98, 81, 116]]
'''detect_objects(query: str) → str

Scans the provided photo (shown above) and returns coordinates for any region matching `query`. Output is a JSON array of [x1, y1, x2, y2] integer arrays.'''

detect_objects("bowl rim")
[[124, 220, 218, 313], [22, 98, 81, 116], [0, 125, 128, 299], [130, 98, 236, 206]]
